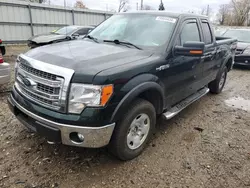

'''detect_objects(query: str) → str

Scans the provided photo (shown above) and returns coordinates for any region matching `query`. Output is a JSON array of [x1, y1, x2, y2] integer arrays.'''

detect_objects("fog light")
[[77, 133, 84, 142], [69, 132, 84, 144]]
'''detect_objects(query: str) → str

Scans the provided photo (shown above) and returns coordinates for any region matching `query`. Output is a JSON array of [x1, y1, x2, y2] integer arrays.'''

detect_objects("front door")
[[161, 19, 203, 108]]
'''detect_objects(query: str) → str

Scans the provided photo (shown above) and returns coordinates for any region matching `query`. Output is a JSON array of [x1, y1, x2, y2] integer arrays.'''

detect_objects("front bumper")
[[8, 94, 115, 148], [0, 62, 11, 85], [234, 55, 250, 67]]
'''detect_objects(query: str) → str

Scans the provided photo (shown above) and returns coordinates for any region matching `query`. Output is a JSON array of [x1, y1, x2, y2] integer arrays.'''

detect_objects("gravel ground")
[[0, 47, 250, 188]]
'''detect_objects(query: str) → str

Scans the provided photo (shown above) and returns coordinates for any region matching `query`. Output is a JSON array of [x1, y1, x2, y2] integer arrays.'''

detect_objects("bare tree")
[[159, 0, 165, 11], [74, 0, 88, 9], [200, 7, 207, 15], [123, 4, 131, 12], [118, 0, 129, 12], [143, 4, 155, 10], [218, 4, 230, 25], [231, 0, 250, 26], [200, 5, 212, 16]]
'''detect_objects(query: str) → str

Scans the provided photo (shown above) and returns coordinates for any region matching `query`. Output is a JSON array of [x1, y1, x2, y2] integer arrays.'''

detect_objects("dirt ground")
[[0, 46, 250, 188]]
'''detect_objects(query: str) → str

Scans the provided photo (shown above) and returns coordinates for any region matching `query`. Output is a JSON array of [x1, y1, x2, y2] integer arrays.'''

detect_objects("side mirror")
[[175, 41, 205, 56]]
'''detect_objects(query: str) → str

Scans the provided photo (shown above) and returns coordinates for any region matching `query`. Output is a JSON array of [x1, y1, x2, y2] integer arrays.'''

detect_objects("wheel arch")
[[222, 55, 233, 72], [111, 82, 165, 122]]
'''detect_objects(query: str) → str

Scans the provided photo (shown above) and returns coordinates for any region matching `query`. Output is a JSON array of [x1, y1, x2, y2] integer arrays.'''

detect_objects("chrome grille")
[[18, 85, 54, 106], [16, 57, 64, 111], [19, 60, 57, 80], [37, 83, 60, 95]]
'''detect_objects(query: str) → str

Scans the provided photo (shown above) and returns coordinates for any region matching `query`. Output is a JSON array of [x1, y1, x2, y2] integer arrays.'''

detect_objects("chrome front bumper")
[[9, 94, 115, 148], [0, 62, 11, 85]]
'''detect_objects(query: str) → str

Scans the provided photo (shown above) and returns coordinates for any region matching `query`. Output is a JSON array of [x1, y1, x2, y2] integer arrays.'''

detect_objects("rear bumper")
[[0, 62, 11, 85], [8, 94, 115, 148]]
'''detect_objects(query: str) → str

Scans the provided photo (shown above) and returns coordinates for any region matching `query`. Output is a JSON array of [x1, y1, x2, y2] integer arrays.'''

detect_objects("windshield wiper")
[[103, 39, 142, 50], [85, 35, 99, 43]]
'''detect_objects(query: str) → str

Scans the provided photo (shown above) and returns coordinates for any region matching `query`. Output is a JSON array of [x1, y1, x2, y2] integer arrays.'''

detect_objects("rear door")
[[200, 20, 217, 83]]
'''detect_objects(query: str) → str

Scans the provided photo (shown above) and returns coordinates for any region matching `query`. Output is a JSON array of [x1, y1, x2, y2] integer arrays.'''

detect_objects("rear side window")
[[202, 22, 213, 44], [180, 22, 200, 45]]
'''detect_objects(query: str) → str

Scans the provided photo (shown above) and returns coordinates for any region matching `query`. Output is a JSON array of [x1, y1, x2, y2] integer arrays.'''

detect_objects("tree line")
[[217, 0, 250, 26], [23, 0, 166, 12]]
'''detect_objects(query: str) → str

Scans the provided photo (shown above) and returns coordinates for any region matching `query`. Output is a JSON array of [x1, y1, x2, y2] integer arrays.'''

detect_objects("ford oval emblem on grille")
[[23, 77, 31, 86], [21, 77, 37, 87]]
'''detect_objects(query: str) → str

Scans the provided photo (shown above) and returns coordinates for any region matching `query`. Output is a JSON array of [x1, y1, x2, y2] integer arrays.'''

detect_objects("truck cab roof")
[[119, 11, 208, 19]]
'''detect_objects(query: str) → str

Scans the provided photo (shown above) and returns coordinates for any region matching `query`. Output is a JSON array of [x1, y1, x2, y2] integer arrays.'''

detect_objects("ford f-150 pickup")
[[8, 12, 237, 160]]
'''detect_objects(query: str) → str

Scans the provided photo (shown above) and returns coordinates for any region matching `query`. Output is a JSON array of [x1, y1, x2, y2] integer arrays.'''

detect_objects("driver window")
[[180, 22, 200, 45]]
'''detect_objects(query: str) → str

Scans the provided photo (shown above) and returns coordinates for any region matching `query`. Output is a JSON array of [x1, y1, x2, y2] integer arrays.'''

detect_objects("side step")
[[163, 87, 209, 120]]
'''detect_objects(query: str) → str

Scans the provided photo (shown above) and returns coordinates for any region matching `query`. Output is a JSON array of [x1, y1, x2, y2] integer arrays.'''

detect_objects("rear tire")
[[108, 99, 156, 161], [208, 66, 227, 94]]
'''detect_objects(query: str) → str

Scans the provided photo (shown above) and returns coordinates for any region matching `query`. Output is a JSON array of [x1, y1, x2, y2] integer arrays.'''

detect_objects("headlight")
[[243, 47, 250, 54], [68, 84, 113, 114]]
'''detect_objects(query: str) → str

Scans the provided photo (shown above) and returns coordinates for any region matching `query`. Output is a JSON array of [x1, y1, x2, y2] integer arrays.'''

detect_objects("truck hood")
[[28, 33, 67, 44], [25, 40, 152, 83]]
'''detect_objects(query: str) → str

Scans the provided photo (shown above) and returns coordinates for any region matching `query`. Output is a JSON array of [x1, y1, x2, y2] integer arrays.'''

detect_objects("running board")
[[163, 87, 210, 120]]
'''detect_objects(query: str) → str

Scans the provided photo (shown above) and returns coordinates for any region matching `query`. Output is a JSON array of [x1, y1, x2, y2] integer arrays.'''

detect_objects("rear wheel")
[[208, 66, 227, 94], [108, 99, 156, 161]]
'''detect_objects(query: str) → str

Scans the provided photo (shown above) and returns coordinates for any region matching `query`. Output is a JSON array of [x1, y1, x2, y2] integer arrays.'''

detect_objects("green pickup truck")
[[8, 12, 236, 160]]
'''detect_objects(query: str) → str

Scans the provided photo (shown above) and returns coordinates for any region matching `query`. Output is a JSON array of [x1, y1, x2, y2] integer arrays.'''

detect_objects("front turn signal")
[[101, 85, 113, 106]]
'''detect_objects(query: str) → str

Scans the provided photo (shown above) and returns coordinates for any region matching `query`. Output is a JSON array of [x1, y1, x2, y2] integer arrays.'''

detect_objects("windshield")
[[89, 14, 177, 48], [223, 29, 250, 43], [54, 26, 79, 35]]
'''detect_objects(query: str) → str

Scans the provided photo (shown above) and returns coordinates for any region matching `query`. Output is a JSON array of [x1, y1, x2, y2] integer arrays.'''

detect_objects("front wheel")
[[108, 99, 156, 161], [208, 66, 227, 94]]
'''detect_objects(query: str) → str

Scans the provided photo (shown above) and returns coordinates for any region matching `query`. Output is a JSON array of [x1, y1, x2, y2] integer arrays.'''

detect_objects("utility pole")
[[64, 0, 66, 8], [206, 4, 209, 16], [136, 2, 138, 10], [141, 0, 143, 10], [247, 12, 250, 26]]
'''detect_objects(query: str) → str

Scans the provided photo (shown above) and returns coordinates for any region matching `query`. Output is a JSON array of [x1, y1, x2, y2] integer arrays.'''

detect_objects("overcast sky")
[[49, 0, 231, 14]]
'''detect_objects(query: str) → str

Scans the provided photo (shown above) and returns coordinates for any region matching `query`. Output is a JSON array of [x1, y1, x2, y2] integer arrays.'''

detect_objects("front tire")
[[108, 99, 156, 161], [208, 66, 227, 94]]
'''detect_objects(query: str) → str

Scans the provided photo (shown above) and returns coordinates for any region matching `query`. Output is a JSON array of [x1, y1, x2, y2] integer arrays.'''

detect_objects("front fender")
[[111, 78, 164, 122]]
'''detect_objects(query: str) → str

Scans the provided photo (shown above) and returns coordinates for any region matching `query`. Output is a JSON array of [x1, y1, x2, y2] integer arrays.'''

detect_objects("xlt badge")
[[156, 64, 170, 71]]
